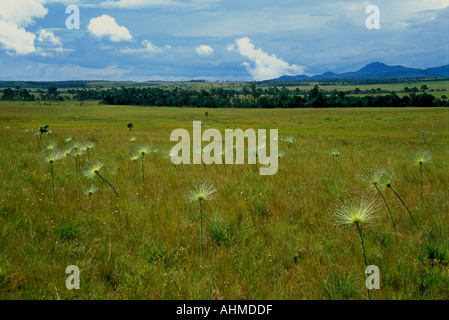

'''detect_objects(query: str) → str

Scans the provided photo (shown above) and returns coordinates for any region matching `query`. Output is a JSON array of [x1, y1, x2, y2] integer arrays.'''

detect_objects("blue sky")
[[0, 0, 448, 81]]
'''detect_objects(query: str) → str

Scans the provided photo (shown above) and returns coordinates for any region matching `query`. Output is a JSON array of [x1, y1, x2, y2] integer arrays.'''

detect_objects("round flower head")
[[330, 148, 340, 157], [85, 141, 96, 150], [412, 150, 432, 165], [71, 148, 85, 157], [379, 174, 394, 189], [334, 198, 379, 226], [130, 137, 136, 142], [45, 141, 57, 151], [71, 142, 81, 150], [65, 136, 74, 143], [45, 151, 64, 164], [184, 183, 217, 202], [137, 145, 151, 156], [85, 184, 98, 195], [130, 154, 140, 162], [278, 151, 285, 159], [284, 137, 296, 145], [363, 168, 387, 187], [152, 148, 159, 154], [63, 147, 73, 157], [84, 161, 104, 179]]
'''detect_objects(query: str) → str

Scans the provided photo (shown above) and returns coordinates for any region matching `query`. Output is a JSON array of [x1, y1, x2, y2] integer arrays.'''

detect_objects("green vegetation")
[[0, 101, 449, 300], [2, 80, 449, 108]]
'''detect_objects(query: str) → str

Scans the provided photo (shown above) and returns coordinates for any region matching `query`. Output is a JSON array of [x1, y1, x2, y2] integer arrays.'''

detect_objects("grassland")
[[0, 101, 449, 300]]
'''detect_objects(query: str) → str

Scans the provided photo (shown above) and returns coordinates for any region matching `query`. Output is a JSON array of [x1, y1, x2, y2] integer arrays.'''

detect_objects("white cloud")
[[196, 44, 214, 56], [0, 0, 47, 26], [0, 21, 36, 55], [142, 40, 170, 53], [36, 29, 65, 56], [226, 43, 235, 52], [231, 37, 304, 81], [121, 40, 171, 53], [37, 29, 61, 46], [0, 0, 49, 55], [87, 15, 133, 42]]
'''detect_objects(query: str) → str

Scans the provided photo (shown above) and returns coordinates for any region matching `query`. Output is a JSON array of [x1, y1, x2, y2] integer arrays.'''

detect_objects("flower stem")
[[389, 186, 415, 224], [355, 222, 370, 300], [95, 172, 119, 197], [419, 163, 423, 206], [141, 155, 145, 181], [222, 159, 227, 174], [199, 200, 203, 258], [375, 185, 398, 244], [89, 193, 93, 213], [50, 162, 54, 193]]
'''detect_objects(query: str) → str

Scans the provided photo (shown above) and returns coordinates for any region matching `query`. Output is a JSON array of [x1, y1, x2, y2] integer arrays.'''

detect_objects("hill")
[[273, 62, 449, 81]]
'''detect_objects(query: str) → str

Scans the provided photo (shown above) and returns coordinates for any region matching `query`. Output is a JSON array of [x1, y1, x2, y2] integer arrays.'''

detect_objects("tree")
[[2, 88, 14, 100], [47, 86, 59, 100]]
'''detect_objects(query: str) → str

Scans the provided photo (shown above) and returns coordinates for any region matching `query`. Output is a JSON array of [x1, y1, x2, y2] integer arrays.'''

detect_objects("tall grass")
[[0, 101, 449, 300]]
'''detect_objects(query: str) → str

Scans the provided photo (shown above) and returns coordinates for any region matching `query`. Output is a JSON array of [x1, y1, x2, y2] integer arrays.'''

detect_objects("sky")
[[0, 0, 448, 81]]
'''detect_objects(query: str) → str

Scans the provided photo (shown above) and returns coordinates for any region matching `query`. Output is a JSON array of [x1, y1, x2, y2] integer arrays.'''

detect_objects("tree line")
[[97, 85, 449, 108], [2, 84, 448, 108]]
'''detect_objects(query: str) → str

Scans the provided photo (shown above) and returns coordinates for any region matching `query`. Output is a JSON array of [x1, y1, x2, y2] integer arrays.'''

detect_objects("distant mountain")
[[426, 65, 449, 77], [272, 62, 449, 81]]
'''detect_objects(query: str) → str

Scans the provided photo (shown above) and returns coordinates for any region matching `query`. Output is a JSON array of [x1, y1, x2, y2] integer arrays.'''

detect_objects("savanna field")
[[1, 101, 449, 300]]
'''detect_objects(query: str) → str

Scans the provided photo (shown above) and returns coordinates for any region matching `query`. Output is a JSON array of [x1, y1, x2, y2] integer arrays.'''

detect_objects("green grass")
[[0, 101, 449, 300]]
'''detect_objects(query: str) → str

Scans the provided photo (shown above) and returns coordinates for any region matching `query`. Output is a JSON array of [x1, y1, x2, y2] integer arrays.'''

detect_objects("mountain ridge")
[[273, 62, 449, 81]]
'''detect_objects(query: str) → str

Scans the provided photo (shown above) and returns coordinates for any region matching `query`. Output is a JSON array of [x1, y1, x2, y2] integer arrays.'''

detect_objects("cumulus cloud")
[[230, 37, 304, 81], [196, 44, 214, 56], [0, 0, 48, 26], [87, 15, 133, 42], [0, 21, 37, 55], [0, 0, 49, 55]]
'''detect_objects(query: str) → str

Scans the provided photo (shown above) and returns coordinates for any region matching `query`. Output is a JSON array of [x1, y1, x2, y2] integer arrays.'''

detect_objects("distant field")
[[1, 79, 448, 94], [0, 101, 449, 299], [287, 80, 449, 96]]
